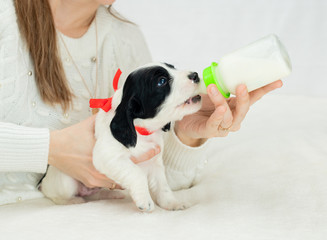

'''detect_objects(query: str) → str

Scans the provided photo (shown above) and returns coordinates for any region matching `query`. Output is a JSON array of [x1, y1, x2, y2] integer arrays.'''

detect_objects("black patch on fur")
[[162, 122, 171, 132], [110, 66, 172, 148]]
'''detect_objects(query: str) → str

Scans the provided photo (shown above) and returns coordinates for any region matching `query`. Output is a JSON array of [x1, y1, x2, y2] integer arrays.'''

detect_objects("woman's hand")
[[48, 114, 160, 189], [175, 80, 283, 147]]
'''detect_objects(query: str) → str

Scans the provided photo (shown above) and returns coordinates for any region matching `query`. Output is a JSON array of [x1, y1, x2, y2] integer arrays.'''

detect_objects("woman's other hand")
[[175, 80, 283, 147], [48, 114, 160, 189]]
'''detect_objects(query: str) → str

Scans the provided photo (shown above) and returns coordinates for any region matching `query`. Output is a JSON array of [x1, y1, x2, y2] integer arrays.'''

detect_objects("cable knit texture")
[[163, 123, 209, 190], [0, 1, 207, 205]]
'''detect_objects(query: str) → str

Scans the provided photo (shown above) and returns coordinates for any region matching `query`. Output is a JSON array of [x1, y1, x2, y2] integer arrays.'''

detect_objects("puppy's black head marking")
[[110, 66, 173, 148]]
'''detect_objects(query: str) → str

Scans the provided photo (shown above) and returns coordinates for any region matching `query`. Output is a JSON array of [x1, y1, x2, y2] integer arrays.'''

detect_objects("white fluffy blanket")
[[1, 94, 326, 240]]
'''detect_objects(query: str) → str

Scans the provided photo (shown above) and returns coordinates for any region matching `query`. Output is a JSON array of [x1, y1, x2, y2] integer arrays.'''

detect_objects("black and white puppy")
[[42, 63, 202, 211]]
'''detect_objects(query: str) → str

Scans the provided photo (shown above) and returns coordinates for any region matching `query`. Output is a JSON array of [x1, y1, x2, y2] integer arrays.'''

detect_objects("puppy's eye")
[[157, 77, 168, 87]]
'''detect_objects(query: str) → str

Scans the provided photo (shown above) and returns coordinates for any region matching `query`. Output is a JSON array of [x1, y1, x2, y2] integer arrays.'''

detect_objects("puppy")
[[41, 63, 202, 211]]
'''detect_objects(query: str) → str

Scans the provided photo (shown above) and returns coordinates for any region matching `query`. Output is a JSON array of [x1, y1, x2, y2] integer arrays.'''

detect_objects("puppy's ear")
[[162, 122, 171, 132], [110, 96, 144, 148], [129, 96, 145, 119]]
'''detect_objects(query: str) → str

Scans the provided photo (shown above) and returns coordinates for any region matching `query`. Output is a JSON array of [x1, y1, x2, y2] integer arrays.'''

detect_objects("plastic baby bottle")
[[200, 34, 292, 98]]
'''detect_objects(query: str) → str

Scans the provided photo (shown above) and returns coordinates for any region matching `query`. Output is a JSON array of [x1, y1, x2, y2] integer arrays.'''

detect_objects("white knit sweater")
[[0, 1, 208, 205]]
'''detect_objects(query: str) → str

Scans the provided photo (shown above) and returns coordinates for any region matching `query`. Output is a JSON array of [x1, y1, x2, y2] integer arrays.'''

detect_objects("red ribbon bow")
[[89, 68, 121, 112], [89, 69, 153, 136]]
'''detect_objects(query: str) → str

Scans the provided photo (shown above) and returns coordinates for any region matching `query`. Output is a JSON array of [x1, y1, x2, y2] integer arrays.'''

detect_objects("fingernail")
[[210, 86, 219, 96]]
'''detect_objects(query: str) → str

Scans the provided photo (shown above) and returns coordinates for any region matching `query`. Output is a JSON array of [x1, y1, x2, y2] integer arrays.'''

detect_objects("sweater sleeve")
[[163, 123, 209, 191], [0, 122, 49, 173]]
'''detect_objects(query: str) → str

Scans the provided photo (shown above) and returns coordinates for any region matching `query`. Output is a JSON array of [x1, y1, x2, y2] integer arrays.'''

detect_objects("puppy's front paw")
[[129, 182, 155, 212], [135, 198, 155, 212]]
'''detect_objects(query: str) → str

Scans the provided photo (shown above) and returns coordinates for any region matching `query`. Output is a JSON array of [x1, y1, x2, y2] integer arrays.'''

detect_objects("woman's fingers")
[[92, 177, 123, 190], [249, 80, 283, 105], [130, 145, 161, 164], [96, 177, 123, 190], [230, 84, 250, 130], [207, 84, 233, 129], [82, 165, 123, 189], [205, 106, 227, 137]]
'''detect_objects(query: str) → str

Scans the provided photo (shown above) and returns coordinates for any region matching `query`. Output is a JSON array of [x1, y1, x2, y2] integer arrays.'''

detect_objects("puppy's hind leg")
[[41, 166, 84, 205]]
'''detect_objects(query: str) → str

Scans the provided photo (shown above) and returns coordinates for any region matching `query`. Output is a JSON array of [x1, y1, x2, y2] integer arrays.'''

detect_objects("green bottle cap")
[[202, 62, 230, 98]]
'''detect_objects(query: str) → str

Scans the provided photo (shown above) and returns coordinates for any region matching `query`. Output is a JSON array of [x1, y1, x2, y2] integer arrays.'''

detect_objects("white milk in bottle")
[[200, 34, 292, 97]]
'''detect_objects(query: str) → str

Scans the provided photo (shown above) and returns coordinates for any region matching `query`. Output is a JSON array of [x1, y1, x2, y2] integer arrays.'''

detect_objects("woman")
[[0, 0, 282, 205]]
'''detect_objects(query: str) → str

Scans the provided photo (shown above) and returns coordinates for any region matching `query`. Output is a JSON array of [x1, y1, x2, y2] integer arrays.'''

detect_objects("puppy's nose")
[[188, 72, 199, 83]]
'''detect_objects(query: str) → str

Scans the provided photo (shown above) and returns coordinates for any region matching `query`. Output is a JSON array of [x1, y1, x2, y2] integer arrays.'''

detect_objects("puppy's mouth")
[[177, 95, 201, 107]]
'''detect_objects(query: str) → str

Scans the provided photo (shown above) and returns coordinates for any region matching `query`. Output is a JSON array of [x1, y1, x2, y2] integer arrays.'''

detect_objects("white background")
[[114, 0, 327, 97], [1, 1, 327, 238]]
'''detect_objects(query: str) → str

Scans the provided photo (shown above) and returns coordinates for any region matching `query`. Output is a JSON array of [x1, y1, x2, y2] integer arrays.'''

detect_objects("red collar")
[[89, 69, 154, 136]]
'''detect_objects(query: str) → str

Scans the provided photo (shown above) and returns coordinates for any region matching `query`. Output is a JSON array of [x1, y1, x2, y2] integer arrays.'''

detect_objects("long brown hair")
[[14, 1, 132, 111], [15, 0, 73, 111]]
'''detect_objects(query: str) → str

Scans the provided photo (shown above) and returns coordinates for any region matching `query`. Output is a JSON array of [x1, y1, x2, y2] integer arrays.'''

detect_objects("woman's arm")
[[0, 117, 159, 189]]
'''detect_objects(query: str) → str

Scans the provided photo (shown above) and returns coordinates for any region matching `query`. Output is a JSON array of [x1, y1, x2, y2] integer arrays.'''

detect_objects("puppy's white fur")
[[42, 63, 202, 211]]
